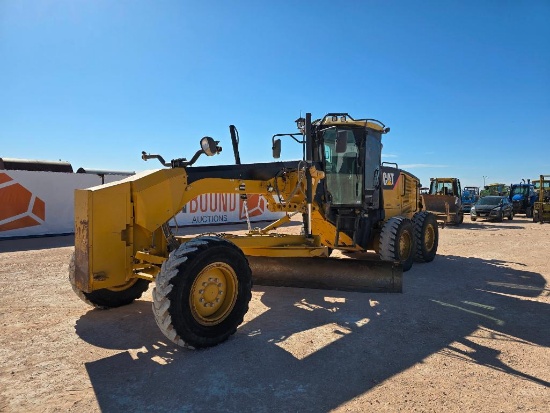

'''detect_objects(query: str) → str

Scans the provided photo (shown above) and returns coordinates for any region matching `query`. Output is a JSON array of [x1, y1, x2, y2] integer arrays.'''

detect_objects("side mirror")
[[200, 136, 220, 156], [335, 131, 348, 153], [272, 139, 281, 159]]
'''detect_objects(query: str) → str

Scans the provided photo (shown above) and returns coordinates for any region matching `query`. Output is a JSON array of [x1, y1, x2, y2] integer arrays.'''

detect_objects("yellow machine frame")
[[74, 165, 358, 293], [74, 119, 428, 294]]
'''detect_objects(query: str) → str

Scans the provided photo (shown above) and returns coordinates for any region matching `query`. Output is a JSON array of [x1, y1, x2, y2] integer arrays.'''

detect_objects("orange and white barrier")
[[0, 170, 131, 238]]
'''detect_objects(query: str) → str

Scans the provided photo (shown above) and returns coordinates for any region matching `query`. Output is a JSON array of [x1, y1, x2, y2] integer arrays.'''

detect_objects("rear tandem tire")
[[68, 252, 150, 309], [412, 211, 439, 263], [379, 216, 415, 272], [152, 236, 252, 349]]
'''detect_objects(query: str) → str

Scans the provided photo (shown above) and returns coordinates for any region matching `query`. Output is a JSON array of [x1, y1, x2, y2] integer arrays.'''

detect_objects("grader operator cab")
[[70, 112, 439, 349]]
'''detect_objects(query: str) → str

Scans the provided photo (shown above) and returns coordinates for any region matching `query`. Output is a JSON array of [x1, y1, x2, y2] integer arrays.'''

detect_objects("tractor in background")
[[509, 179, 537, 218], [461, 186, 479, 213], [480, 183, 509, 197], [421, 177, 463, 225], [533, 175, 550, 223]]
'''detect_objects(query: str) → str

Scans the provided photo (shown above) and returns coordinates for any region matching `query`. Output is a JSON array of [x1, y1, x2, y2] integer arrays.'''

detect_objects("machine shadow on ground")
[[0, 234, 74, 253], [445, 221, 526, 231], [75, 254, 549, 412], [457, 216, 536, 231]]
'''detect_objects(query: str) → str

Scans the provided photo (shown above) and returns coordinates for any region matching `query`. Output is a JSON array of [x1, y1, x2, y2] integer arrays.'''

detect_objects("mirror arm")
[[272, 133, 305, 144], [271, 133, 305, 159], [187, 149, 206, 166], [143, 137, 222, 169], [141, 152, 171, 167], [141, 150, 205, 168]]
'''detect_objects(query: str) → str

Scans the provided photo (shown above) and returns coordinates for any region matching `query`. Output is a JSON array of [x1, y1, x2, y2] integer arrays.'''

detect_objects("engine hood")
[[512, 194, 525, 202], [474, 205, 499, 211]]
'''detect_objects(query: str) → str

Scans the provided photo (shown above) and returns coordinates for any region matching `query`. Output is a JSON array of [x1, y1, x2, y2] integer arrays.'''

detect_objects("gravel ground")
[[0, 215, 549, 412]]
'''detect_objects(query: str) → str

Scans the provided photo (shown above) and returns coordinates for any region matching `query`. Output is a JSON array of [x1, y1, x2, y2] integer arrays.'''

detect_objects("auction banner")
[[174, 193, 284, 226]]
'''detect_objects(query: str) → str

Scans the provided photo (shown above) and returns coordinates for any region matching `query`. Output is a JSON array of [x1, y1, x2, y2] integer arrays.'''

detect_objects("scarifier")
[[70, 112, 439, 348]]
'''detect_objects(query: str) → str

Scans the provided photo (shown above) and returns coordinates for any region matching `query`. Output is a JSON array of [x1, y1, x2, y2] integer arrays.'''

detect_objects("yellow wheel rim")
[[107, 278, 139, 292], [190, 262, 238, 326], [399, 231, 413, 260], [424, 224, 435, 251]]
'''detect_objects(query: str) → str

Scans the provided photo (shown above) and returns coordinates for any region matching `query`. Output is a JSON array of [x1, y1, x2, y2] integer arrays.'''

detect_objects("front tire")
[[152, 236, 252, 349], [412, 211, 439, 263], [68, 253, 150, 308], [379, 216, 415, 272]]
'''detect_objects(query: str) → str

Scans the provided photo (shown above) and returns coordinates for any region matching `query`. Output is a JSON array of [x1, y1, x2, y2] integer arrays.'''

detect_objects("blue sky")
[[1, 0, 549, 188]]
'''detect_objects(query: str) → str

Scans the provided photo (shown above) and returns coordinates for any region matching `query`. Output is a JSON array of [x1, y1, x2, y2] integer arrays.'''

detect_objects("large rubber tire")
[[152, 236, 252, 349], [508, 211, 514, 220], [379, 216, 415, 272], [412, 211, 439, 263], [496, 211, 503, 222], [454, 212, 464, 225], [68, 252, 150, 309], [526, 207, 533, 218]]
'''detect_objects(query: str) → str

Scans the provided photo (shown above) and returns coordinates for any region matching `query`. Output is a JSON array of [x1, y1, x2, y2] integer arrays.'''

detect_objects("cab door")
[[323, 129, 363, 206]]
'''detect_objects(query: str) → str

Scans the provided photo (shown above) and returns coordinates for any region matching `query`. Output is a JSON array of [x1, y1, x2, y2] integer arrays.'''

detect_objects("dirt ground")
[[0, 215, 549, 412]]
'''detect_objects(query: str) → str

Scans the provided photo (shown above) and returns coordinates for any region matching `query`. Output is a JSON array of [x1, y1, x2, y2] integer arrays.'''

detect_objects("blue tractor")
[[509, 179, 537, 218], [461, 186, 480, 213]]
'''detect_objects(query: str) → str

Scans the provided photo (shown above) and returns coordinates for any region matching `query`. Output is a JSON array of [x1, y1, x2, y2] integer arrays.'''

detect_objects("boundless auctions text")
[[191, 214, 228, 224]]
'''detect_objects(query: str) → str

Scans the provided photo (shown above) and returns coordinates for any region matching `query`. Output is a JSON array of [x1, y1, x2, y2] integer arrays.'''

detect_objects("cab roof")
[[312, 113, 388, 133]]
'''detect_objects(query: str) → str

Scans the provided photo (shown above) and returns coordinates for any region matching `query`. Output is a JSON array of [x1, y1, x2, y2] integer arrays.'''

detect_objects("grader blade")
[[247, 256, 402, 293]]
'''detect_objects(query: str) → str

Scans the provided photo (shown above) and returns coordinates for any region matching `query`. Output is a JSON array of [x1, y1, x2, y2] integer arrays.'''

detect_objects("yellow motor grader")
[[70, 112, 439, 348]]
